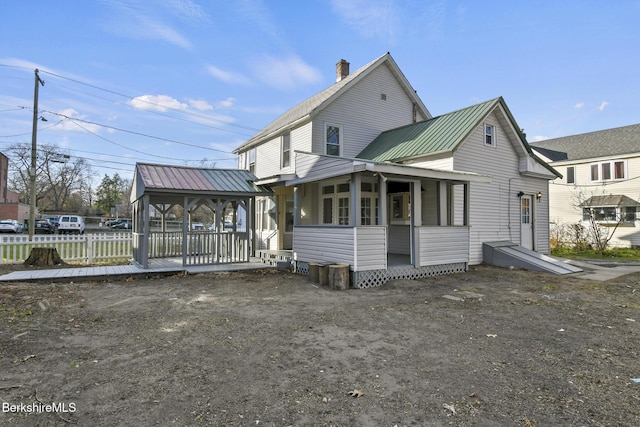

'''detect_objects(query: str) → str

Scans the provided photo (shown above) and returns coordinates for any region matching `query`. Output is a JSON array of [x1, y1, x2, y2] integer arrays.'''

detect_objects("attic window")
[[484, 124, 496, 147], [381, 93, 387, 101]]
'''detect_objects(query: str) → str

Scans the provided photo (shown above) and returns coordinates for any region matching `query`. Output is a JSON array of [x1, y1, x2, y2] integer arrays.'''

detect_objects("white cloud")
[[216, 97, 236, 109], [101, 1, 192, 49], [163, 0, 209, 22], [187, 99, 213, 111], [251, 54, 322, 90], [128, 95, 188, 112], [574, 102, 584, 109], [52, 108, 102, 133], [598, 101, 608, 111], [206, 65, 251, 85], [330, 0, 399, 43], [137, 17, 192, 49]]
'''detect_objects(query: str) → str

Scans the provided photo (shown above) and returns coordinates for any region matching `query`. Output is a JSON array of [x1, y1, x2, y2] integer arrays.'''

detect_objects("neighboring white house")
[[235, 53, 560, 287], [531, 124, 640, 248]]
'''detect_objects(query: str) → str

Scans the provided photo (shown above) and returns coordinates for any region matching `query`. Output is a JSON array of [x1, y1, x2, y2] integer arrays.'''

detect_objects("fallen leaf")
[[348, 389, 364, 398]]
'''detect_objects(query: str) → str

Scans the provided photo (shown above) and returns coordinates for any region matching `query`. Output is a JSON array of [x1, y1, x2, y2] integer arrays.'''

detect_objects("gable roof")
[[132, 163, 271, 202], [357, 97, 515, 161], [530, 123, 640, 161], [233, 53, 431, 153], [357, 97, 561, 178]]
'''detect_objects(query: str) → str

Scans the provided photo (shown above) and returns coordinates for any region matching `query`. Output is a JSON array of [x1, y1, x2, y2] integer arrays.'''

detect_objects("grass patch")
[[552, 246, 640, 261]]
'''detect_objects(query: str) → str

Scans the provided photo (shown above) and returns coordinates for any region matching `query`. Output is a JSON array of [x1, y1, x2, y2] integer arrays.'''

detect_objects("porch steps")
[[483, 241, 582, 275], [256, 250, 293, 269]]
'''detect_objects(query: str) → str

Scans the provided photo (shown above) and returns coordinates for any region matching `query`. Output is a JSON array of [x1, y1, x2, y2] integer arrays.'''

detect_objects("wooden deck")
[[0, 257, 271, 282]]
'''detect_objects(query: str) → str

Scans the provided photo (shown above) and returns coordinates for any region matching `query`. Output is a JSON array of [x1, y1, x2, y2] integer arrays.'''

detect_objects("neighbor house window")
[[281, 134, 291, 168], [484, 124, 496, 147], [566, 166, 575, 184], [325, 124, 342, 156], [590, 160, 626, 182], [248, 148, 256, 174], [583, 206, 637, 223]]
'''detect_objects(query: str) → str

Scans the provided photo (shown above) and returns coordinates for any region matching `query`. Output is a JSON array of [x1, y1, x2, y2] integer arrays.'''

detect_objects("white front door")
[[520, 195, 533, 250]]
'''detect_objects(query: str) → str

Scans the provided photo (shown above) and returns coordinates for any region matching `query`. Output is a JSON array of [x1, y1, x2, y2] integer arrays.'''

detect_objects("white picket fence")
[[0, 232, 133, 264]]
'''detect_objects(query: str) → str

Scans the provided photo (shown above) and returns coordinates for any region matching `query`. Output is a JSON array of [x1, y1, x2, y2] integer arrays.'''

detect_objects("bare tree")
[[7, 143, 93, 212], [572, 188, 625, 252]]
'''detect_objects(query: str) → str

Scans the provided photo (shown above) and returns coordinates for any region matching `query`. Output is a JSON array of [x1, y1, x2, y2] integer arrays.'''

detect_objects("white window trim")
[[320, 179, 350, 225], [281, 134, 291, 169], [247, 148, 256, 174], [589, 160, 626, 182], [325, 123, 343, 156], [566, 166, 575, 184], [484, 123, 496, 147]]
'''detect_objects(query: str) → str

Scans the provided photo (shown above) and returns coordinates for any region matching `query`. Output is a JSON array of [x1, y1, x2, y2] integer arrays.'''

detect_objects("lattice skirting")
[[294, 261, 467, 288]]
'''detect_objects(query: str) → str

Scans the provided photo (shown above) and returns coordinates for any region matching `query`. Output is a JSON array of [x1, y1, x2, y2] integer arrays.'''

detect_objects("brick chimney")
[[336, 59, 350, 82]]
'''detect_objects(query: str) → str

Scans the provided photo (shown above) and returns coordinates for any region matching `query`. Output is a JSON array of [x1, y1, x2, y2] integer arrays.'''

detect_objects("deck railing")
[[2, 230, 250, 265], [0, 233, 133, 264]]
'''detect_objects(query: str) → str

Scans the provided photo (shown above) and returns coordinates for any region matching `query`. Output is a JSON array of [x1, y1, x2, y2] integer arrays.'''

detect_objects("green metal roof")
[[357, 97, 502, 162]]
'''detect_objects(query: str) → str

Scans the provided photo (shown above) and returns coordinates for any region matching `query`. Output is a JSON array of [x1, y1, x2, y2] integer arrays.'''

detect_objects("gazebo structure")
[[130, 163, 272, 268]]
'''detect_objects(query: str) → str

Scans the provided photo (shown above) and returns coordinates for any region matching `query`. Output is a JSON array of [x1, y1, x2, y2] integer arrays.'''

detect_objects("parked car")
[[192, 222, 205, 231], [111, 219, 132, 229], [35, 218, 55, 234], [0, 219, 23, 233], [57, 215, 85, 234]]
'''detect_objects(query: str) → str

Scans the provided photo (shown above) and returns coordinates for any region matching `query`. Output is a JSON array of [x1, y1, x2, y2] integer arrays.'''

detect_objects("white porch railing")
[[0, 233, 133, 264]]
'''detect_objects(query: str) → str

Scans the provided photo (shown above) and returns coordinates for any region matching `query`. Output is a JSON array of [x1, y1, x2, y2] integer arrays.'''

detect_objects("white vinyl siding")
[[452, 113, 550, 263], [293, 226, 355, 266], [355, 226, 387, 270], [293, 226, 386, 271], [546, 155, 640, 248], [312, 63, 427, 158], [418, 226, 469, 266]]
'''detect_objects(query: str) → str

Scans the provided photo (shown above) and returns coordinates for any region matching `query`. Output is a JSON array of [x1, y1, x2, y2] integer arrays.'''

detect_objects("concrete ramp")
[[483, 241, 582, 275]]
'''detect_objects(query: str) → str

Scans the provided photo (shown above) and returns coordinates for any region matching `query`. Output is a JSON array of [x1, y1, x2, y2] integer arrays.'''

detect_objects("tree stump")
[[329, 264, 350, 290], [308, 262, 321, 283], [24, 248, 65, 267], [319, 264, 331, 287]]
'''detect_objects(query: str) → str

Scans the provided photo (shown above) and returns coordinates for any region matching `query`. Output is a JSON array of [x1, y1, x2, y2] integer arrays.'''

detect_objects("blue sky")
[[1, 0, 639, 183]]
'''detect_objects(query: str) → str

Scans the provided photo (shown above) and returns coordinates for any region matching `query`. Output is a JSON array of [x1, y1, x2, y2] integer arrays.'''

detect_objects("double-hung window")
[[281, 134, 291, 168], [248, 149, 256, 174], [484, 124, 496, 147], [321, 182, 350, 225], [590, 160, 626, 182], [325, 124, 342, 156], [566, 166, 575, 184]]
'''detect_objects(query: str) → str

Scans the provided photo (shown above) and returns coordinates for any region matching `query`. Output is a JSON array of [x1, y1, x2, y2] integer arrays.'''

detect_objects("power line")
[[37, 69, 260, 134], [42, 110, 236, 155]]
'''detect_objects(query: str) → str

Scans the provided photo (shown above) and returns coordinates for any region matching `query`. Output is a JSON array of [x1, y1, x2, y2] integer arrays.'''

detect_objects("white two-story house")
[[531, 124, 640, 248], [235, 53, 559, 287]]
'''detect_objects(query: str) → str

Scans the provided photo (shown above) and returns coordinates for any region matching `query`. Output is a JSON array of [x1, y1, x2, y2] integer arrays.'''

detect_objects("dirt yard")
[[1, 264, 639, 426]]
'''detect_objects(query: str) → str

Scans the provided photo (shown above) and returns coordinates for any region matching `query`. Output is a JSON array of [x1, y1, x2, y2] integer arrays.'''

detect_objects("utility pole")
[[29, 69, 45, 240]]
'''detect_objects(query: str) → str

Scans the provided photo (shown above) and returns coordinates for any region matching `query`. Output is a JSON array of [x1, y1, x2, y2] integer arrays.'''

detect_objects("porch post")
[[378, 175, 387, 226], [411, 180, 422, 267], [142, 194, 150, 268], [463, 183, 470, 226], [293, 185, 301, 226], [351, 173, 361, 226], [181, 196, 188, 266], [438, 181, 448, 226]]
